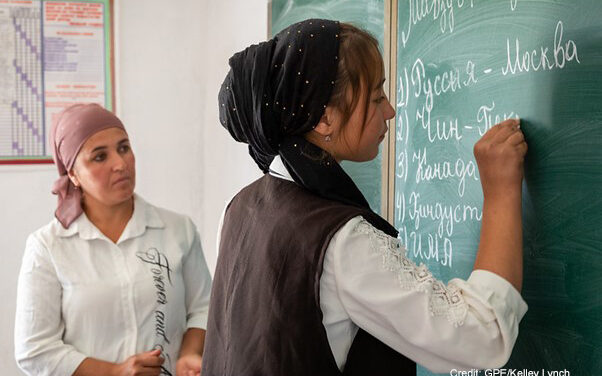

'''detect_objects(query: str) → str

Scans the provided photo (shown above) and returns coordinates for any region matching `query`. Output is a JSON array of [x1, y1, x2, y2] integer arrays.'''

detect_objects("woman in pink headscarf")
[[14, 104, 212, 376]]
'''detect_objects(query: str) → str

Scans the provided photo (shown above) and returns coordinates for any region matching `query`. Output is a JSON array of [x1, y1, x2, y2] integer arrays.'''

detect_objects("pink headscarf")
[[50, 103, 127, 229]]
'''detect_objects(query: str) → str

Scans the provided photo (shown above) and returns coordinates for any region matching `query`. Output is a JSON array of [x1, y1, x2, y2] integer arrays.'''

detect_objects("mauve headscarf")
[[218, 18, 395, 233], [50, 103, 126, 229]]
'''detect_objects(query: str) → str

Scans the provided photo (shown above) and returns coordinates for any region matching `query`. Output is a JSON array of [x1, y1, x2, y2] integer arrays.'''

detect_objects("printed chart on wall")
[[394, 0, 602, 375], [0, 0, 113, 164]]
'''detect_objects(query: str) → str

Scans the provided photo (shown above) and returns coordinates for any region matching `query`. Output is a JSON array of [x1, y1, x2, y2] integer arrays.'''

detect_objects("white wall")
[[197, 1, 266, 270], [0, 165, 56, 375], [115, 0, 265, 271], [1, 1, 265, 374]]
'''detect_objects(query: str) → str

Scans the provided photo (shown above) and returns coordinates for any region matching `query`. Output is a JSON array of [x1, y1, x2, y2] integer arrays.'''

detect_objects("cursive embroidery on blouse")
[[154, 310, 170, 344], [137, 247, 173, 375], [154, 344, 173, 376], [136, 247, 173, 284], [354, 218, 468, 327]]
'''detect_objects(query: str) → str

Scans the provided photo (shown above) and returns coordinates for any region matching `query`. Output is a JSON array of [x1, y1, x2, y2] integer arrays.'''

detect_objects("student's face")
[[334, 79, 395, 162], [69, 127, 136, 207]]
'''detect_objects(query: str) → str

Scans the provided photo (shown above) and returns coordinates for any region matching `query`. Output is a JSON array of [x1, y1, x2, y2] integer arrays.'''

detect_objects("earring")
[[325, 135, 332, 142]]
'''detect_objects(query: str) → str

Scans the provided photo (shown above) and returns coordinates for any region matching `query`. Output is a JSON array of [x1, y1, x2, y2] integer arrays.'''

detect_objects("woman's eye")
[[119, 144, 130, 153], [374, 95, 386, 103], [93, 153, 106, 162]]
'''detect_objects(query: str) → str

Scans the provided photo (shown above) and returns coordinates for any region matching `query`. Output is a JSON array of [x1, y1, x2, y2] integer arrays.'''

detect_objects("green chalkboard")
[[393, 1, 602, 375], [271, 0, 385, 214]]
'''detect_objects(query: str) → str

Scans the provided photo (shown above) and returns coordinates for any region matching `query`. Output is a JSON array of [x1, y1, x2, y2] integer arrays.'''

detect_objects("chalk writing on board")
[[474, 101, 519, 136], [397, 108, 410, 146], [395, 10, 584, 269], [398, 222, 454, 267], [396, 55, 483, 267], [406, 191, 482, 236], [400, 0, 476, 48], [397, 148, 408, 181], [398, 58, 478, 116], [393, 0, 602, 370], [396, 191, 483, 268], [413, 147, 478, 197], [397, 0, 534, 47], [502, 20, 580, 76], [423, 117, 462, 143]]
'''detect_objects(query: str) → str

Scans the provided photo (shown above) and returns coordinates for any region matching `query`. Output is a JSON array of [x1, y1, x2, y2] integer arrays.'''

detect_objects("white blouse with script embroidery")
[[217, 155, 528, 373], [15, 195, 212, 376]]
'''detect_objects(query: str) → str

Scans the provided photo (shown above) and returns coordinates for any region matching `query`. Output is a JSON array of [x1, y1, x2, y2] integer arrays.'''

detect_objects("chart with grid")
[[0, 0, 111, 163], [0, 2, 44, 159]]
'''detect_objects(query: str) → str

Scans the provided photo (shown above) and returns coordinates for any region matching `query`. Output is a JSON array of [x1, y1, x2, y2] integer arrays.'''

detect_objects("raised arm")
[[322, 120, 528, 372], [472, 118, 527, 292]]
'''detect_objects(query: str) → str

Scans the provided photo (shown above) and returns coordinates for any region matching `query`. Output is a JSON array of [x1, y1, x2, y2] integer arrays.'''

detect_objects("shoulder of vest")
[[232, 174, 370, 222]]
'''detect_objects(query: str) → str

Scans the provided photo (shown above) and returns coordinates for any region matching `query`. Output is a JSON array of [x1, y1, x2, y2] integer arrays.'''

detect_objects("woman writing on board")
[[203, 19, 528, 375], [14, 104, 212, 376]]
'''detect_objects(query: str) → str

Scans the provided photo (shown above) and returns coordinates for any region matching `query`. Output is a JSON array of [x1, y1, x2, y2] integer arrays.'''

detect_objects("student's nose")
[[384, 98, 395, 121]]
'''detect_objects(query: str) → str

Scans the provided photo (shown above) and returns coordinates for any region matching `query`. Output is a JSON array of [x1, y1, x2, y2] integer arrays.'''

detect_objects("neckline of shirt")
[[54, 194, 165, 243], [268, 155, 295, 182]]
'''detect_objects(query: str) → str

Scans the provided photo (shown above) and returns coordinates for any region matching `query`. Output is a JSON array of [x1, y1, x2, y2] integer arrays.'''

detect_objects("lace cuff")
[[354, 218, 468, 327]]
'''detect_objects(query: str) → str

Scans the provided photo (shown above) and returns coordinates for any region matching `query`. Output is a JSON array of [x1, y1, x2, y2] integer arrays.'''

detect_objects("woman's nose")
[[112, 153, 127, 171], [384, 99, 395, 121]]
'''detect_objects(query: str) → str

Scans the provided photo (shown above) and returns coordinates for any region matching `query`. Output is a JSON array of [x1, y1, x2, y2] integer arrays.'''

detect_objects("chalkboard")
[[270, 0, 386, 214], [393, 1, 602, 375]]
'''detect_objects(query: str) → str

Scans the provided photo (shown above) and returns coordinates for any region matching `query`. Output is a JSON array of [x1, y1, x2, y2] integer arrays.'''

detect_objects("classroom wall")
[[1, 0, 265, 374], [115, 0, 265, 271], [195, 0, 266, 270]]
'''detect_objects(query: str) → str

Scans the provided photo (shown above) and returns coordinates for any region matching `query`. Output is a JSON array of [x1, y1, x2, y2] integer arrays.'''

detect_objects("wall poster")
[[0, 0, 113, 164]]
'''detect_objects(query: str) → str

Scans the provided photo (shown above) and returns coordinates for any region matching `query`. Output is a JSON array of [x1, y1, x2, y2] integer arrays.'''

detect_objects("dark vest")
[[202, 175, 416, 376]]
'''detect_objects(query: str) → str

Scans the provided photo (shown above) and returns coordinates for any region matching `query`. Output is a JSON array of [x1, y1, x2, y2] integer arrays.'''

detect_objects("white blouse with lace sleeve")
[[320, 215, 528, 373]]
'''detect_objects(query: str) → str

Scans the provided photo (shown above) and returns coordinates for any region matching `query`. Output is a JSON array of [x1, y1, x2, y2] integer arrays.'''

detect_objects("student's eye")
[[92, 152, 106, 162], [118, 144, 130, 154], [374, 95, 386, 103]]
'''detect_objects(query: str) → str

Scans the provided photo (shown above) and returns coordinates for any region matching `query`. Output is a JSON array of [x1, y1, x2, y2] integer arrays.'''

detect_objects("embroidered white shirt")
[[219, 156, 527, 373], [15, 195, 212, 376]]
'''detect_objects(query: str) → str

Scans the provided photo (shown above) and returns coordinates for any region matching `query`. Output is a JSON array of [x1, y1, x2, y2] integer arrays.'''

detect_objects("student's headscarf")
[[218, 19, 395, 233], [50, 103, 127, 229]]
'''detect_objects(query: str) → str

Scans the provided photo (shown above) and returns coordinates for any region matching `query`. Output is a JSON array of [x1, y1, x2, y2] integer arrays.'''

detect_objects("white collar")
[[55, 194, 165, 243], [268, 155, 295, 182]]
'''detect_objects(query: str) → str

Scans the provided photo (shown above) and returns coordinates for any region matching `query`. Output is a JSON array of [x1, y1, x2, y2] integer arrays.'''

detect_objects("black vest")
[[202, 175, 416, 376]]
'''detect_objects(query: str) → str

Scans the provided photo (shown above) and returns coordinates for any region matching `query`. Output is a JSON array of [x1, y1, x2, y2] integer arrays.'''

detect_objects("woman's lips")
[[112, 176, 130, 185]]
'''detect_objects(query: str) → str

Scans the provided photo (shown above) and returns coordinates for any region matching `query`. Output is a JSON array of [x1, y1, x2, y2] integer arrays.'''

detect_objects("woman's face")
[[70, 127, 136, 207], [334, 79, 395, 162]]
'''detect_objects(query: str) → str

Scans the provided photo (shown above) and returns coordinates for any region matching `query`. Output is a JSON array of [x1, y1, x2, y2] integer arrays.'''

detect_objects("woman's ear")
[[304, 105, 344, 160], [313, 105, 339, 137], [67, 168, 80, 188]]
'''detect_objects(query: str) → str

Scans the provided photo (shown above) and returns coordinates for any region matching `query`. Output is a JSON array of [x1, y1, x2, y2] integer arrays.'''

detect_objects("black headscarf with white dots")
[[219, 19, 339, 170], [218, 19, 395, 227]]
